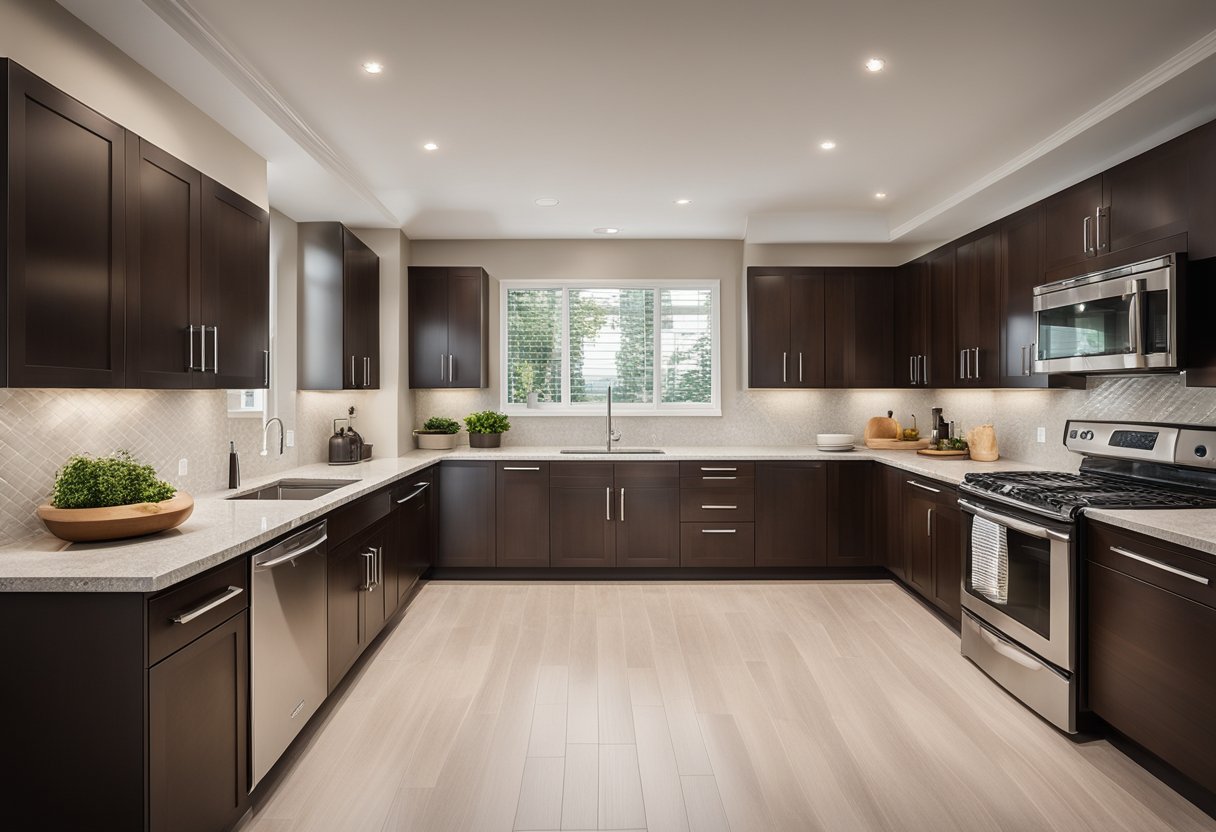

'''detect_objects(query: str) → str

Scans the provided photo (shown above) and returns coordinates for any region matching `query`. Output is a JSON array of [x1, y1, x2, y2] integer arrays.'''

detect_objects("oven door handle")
[[958, 499, 1071, 542]]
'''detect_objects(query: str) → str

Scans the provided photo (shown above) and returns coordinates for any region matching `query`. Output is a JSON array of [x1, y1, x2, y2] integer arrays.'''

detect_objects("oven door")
[[958, 498, 1075, 671]]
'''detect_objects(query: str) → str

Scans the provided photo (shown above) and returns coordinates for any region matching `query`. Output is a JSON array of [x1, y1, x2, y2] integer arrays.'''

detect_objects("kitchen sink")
[[558, 449, 666, 454], [228, 478, 360, 501]]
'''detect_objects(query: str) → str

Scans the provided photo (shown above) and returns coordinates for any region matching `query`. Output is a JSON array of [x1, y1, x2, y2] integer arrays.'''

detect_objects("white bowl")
[[816, 433, 855, 446]]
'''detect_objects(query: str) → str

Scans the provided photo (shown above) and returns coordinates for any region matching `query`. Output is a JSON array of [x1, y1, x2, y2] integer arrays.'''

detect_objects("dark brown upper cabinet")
[[299, 223, 380, 390], [926, 247, 957, 388], [999, 204, 1048, 388], [746, 267, 825, 388], [824, 268, 894, 388], [3, 60, 127, 388], [408, 266, 489, 388], [893, 260, 930, 388], [1190, 119, 1216, 261], [954, 229, 1000, 387], [1043, 174, 1104, 273]]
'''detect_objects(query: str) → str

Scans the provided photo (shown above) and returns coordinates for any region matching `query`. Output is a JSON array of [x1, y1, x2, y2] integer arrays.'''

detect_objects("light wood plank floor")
[[240, 580, 1216, 832]]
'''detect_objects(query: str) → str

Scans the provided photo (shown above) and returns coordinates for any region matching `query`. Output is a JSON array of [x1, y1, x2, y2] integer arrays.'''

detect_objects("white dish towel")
[[970, 515, 1009, 605]]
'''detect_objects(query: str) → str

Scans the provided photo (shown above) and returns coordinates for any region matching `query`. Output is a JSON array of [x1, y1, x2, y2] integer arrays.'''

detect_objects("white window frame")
[[499, 279, 721, 417]]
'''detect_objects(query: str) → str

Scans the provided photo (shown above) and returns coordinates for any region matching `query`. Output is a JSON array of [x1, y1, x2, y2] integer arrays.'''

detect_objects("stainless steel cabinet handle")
[[396, 483, 431, 503], [972, 347, 980, 380], [927, 507, 933, 538], [188, 324, 196, 371], [906, 480, 941, 494], [959, 349, 965, 380], [910, 355, 916, 385], [701, 467, 737, 472], [620, 487, 626, 523], [200, 326, 207, 373], [782, 351, 787, 383], [352, 355, 358, 386], [701, 529, 737, 534], [702, 476, 736, 480], [1095, 206, 1104, 251], [172, 586, 243, 624], [364, 356, 370, 387], [503, 467, 541, 471], [1020, 345, 1027, 376], [439, 353, 445, 382], [920, 355, 928, 385], [1109, 546, 1210, 585], [360, 550, 375, 591], [605, 486, 612, 521], [701, 505, 738, 510], [258, 535, 328, 568], [264, 349, 271, 387], [211, 325, 218, 373], [449, 354, 454, 383], [377, 546, 384, 585], [798, 352, 803, 383]]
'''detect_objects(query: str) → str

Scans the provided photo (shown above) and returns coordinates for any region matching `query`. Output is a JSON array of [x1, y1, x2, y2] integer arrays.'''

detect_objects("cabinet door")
[[927, 248, 957, 388], [408, 267, 450, 388], [880, 465, 905, 578], [203, 178, 270, 390], [1189, 120, 1216, 261], [823, 269, 851, 387], [852, 268, 895, 387], [1103, 137, 1189, 256], [1043, 175, 1102, 271], [1000, 205, 1047, 388], [126, 139, 201, 389], [448, 268, 487, 388], [5, 64, 127, 387], [894, 261, 929, 388], [342, 228, 378, 390], [789, 270, 825, 387], [496, 463, 550, 567], [930, 501, 963, 623], [902, 487, 935, 598], [955, 230, 1000, 386], [551, 486, 617, 567], [327, 534, 371, 691], [362, 521, 392, 640], [746, 271, 792, 387], [438, 461, 496, 567], [827, 462, 874, 566], [396, 475, 435, 603], [1088, 561, 1216, 794], [149, 610, 249, 832], [755, 462, 827, 566], [617, 485, 680, 567]]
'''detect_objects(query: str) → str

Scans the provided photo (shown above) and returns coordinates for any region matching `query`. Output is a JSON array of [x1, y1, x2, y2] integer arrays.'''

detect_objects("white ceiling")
[[59, 0, 1216, 244]]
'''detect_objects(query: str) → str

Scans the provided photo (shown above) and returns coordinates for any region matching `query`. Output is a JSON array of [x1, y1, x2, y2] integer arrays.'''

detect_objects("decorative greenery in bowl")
[[414, 416, 462, 450], [464, 411, 511, 448], [38, 451, 193, 542]]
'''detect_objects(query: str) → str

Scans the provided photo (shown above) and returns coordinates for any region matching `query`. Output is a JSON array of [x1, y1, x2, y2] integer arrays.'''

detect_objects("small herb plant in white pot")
[[414, 416, 461, 450], [464, 411, 511, 448]]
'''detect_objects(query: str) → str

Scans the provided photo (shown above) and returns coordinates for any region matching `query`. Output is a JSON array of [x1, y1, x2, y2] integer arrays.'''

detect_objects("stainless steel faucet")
[[262, 417, 285, 457], [606, 386, 622, 453]]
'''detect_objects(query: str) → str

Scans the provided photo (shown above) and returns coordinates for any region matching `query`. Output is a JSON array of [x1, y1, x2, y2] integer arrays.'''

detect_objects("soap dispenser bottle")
[[228, 441, 241, 489]]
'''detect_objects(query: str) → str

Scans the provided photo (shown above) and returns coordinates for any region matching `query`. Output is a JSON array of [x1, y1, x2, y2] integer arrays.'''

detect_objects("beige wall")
[[1, 0, 267, 206], [743, 241, 936, 268]]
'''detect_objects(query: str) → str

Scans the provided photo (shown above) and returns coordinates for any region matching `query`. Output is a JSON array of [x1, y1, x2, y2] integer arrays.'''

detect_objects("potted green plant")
[[464, 410, 511, 448], [414, 416, 461, 450], [36, 451, 193, 542]]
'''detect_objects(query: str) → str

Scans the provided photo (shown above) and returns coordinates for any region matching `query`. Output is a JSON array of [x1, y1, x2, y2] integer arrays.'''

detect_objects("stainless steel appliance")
[[251, 521, 328, 787], [1033, 254, 1181, 374], [958, 420, 1216, 734]]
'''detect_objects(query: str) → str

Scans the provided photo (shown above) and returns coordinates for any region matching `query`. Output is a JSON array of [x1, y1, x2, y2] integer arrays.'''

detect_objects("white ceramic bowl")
[[817, 433, 855, 446]]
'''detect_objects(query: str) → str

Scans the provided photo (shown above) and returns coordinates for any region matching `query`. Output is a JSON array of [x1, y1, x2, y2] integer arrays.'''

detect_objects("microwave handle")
[[1126, 287, 1142, 357]]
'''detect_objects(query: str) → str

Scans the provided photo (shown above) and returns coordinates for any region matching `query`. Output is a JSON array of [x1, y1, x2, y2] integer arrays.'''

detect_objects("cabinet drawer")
[[680, 522, 755, 567], [551, 461, 614, 488], [148, 557, 248, 666], [328, 488, 392, 547], [614, 461, 679, 487], [1088, 523, 1216, 611], [680, 487, 755, 522], [391, 468, 434, 505]]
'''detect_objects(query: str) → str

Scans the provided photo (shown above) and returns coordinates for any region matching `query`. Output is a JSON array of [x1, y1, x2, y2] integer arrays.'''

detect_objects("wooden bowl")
[[36, 493, 194, 543]]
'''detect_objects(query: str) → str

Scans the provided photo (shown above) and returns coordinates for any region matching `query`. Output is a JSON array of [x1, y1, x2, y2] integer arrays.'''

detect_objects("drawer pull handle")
[[503, 466, 541, 471], [701, 467, 737, 472], [702, 476, 737, 480], [701, 505, 737, 510], [1109, 546, 1210, 585], [906, 480, 941, 494], [396, 482, 431, 503], [172, 586, 243, 625], [702, 529, 737, 534]]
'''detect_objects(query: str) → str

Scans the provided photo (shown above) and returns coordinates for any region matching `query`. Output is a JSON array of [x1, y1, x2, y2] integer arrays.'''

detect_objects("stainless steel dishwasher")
[[251, 520, 328, 788]]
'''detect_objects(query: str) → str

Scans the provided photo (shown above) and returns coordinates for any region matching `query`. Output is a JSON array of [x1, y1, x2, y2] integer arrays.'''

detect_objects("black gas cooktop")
[[960, 469, 1216, 520]]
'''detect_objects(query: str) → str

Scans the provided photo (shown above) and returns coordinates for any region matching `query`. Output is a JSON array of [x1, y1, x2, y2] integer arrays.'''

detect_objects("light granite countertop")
[[4, 444, 1213, 591]]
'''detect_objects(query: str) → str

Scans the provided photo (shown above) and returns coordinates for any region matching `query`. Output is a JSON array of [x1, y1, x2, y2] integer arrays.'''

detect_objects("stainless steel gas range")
[[956, 420, 1216, 734]]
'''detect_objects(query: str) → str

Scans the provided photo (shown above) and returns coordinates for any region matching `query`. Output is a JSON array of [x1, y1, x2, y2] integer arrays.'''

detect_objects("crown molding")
[[889, 27, 1216, 241], [142, 0, 400, 226]]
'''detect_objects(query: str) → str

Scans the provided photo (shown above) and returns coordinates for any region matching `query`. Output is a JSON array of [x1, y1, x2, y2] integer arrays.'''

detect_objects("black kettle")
[[328, 419, 362, 465]]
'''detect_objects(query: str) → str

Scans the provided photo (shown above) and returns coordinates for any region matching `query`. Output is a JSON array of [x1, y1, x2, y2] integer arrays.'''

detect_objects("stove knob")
[[1196, 445, 1209, 459]]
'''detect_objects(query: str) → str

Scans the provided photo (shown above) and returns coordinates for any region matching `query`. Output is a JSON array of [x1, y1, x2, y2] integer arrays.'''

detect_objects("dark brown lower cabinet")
[[438, 461, 496, 567], [1086, 522, 1216, 794], [394, 472, 436, 603], [681, 523, 756, 567], [755, 461, 827, 566], [827, 461, 875, 566], [900, 477, 962, 623], [149, 609, 249, 832], [879, 465, 905, 578], [617, 463, 680, 567], [496, 463, 550, 567], [361, 520, 393, 644], [550, 485, 617, 566], [328, 527, 374, 691]]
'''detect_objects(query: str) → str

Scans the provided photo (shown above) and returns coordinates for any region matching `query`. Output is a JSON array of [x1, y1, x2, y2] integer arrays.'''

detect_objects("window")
[[501, 281, 720, 415]]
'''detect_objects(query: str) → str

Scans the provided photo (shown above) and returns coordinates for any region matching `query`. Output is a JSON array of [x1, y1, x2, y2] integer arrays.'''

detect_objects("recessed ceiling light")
[[362, 61, 384, 74], [534, 197, 560, 207], [819, 140, 837, 150], [875, 192, 887, 199], [593, 227, 620, 235], [865, 57, 886, 73], [422, 142, 439, 151], [674, 198, 693, 205]]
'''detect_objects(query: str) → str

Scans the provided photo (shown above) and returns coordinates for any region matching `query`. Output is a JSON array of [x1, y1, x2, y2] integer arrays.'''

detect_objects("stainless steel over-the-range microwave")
[[1033, 254, 1180, 374]]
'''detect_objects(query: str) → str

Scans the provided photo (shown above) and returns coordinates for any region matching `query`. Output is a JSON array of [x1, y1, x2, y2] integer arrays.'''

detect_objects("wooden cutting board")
[[917, 449, 970, 458], [864, 415, 901, 441], [865, 438, 930, 450]]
